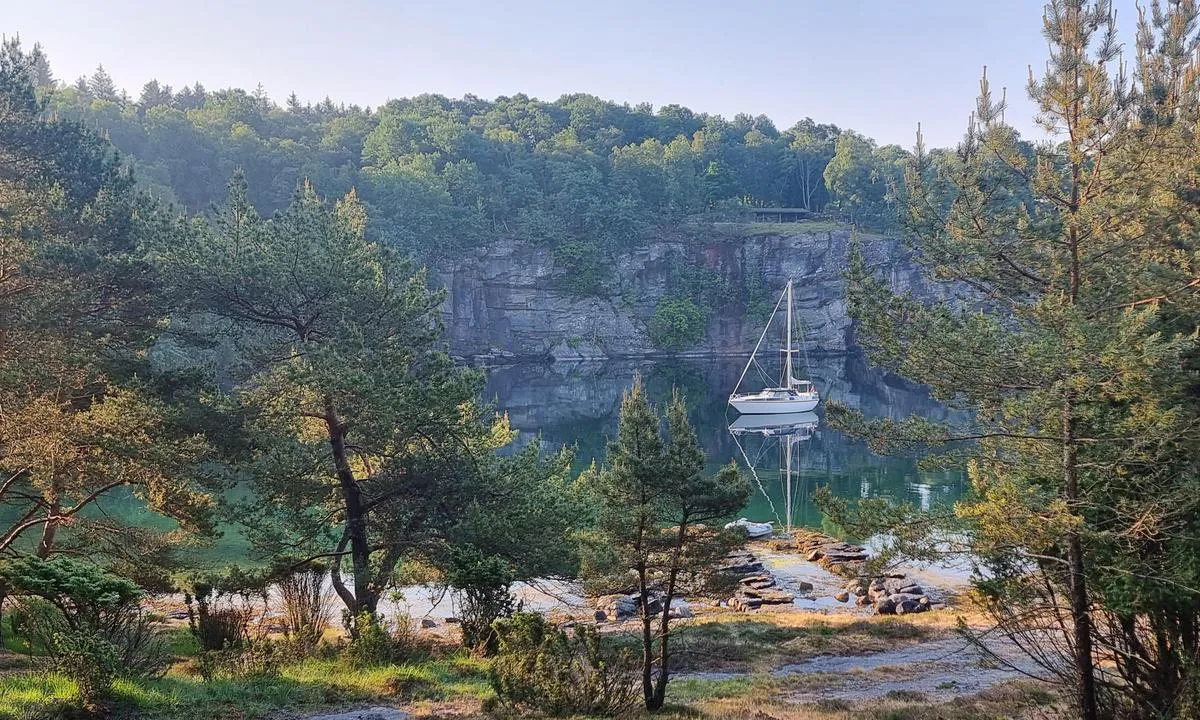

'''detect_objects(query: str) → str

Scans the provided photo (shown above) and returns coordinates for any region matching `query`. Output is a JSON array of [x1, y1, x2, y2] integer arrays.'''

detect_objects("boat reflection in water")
[[728, 411, 819, 534]]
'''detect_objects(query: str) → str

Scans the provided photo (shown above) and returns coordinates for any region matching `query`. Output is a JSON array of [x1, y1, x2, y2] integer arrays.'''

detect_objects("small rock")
[[420, 618, 437, 629], [806, 549, 824, 562], [594, 610, 608, 622], [875, 597, 897, 615], [737, 596, 763, 610], [795, 581, 814, 592], [856, 595, 872, 606], [668, 600, 693, 619], [895, 598, 928, 615], [444, 617, 460, 624], [835, 590, 850, 603]]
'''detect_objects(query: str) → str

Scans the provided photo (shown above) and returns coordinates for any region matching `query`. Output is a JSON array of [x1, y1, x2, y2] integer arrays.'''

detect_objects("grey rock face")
[[435, 230, 924, 361]]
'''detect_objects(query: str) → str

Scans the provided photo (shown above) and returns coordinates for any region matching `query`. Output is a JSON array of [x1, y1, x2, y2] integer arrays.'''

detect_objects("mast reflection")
[[728, 411, 819, 533]]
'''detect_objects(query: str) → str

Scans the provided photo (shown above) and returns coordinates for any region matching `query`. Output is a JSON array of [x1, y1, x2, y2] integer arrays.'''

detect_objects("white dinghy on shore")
[[725, 517, 774, 538]]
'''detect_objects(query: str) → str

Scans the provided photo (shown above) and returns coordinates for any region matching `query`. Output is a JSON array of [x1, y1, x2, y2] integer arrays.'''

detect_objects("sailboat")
[[728, 280, 820, 414]]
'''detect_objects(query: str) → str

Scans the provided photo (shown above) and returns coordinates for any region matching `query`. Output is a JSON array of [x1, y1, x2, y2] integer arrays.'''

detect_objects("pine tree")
[[829, 1, 1200, 717], [137, 79, 172, 111], [584, 380, 748, 710], [71, 75, 91, 102], [160, 174, 561, 626], [0, 41, 216, 570], [28, 42, 52, 88], [286, 91, 304, 114], [88, 63, 118, 102]]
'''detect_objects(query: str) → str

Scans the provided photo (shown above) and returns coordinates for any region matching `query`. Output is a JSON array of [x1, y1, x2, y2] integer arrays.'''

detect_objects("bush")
[[343, 612, 426, 668], [448, 550, 518, 655], [277, 566, 332, 653], [47, 630, 120, 707], [0, 557, 171, 703], [194, 637, 285, 682], [183, 579, 263, 652], [490, 612, 639, 717], [552, 240, 608, 295], [647, 297, 708, 352]]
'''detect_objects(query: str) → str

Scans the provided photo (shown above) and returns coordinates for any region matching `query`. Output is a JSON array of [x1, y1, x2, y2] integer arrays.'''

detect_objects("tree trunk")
[[650, 519, 690, 710], [35, 489, 60, 559], [324, 395, 375, 617], [637, 563, 655, 709], [1063, 396, 1098, 720]]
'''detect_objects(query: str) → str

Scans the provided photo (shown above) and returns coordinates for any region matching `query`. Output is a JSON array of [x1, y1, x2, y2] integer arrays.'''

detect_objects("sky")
[[4, 0, 1144, 148]]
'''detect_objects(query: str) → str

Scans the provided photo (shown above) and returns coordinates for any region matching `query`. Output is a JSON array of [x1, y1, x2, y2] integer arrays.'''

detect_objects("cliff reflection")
[[483, 355, 965, 529]]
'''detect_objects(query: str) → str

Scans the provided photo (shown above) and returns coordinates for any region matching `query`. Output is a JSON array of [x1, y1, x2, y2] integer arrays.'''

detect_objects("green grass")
[[711, 220, 846, 237], [1, 616, 44, 657], [0, 653, 492, 720], [668, 618, 930, 672]]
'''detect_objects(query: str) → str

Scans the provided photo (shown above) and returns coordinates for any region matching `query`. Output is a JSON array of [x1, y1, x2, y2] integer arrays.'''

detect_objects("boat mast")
[[785, 280, 794, 388]]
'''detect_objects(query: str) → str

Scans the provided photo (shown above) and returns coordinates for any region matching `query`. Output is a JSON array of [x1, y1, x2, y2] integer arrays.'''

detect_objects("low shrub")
[[448, 550, 519, 655], [277, 566, 332, 653], [46, 630, 120, 707], [489, 612, 639, 717], [194, 637, 285, 682], [343, 612, 426, 668], [0, 557, 171, 705]]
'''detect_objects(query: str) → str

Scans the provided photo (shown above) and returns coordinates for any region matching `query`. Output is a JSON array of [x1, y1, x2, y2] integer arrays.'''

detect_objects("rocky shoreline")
[[764, 531, 938, 615], [590, 529, 947, 622]]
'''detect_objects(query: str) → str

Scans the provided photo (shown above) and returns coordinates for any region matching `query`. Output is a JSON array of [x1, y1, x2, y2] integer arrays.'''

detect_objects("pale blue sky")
[[5, 0, 1142, 147]]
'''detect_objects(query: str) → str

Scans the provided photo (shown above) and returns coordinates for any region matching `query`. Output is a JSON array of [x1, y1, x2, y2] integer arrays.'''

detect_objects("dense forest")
[[25, 45, 906, 269]]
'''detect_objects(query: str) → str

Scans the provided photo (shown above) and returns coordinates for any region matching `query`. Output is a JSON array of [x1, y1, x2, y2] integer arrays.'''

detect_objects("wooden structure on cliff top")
[[749, 207, 814, 223]]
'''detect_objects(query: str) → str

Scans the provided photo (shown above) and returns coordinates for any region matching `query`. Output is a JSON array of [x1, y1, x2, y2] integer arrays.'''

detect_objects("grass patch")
[[667, 615, 936, 673], [712, 220, 846, 237], [0, 653, 491, 720]]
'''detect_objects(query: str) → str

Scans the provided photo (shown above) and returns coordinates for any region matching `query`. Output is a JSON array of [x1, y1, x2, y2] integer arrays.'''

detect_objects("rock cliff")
[[435, 226, 921, 361]]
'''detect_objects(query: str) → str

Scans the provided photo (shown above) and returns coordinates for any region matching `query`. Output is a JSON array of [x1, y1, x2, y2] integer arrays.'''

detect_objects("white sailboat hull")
[[729, 392, 819, 414]]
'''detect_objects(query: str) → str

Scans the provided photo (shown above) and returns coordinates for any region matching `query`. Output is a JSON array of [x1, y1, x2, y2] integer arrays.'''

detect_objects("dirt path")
[[682, 634, 1044, 704], [778, 635, 1042, 703]]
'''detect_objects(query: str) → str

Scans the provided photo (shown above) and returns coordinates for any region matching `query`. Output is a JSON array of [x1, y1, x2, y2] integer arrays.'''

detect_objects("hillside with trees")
[[25, 43, 906, 267]]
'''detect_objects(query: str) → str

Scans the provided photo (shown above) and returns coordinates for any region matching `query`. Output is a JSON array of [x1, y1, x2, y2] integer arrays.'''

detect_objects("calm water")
[[3, 355, 963, 567], [485, 354, 966, 534]]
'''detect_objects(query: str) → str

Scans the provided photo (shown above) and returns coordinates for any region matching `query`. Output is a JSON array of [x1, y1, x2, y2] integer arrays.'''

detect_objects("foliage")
[[276, 566, 333, 653], [45, 630, 120, 706], [160, 174, 511, 619], [582, 380, 749, 709], [0, 39, 217, 565], [647, 297, 709, 352], [488, 612, 640, 717], [446, 549, 517, 655], [828, 2, 1200, 719], [342, 613, 426, 669], [551, 240, 609, 294], [23, 43, 905, 274], [0, 558, 171, 703], [181, 570, 269, 653]]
